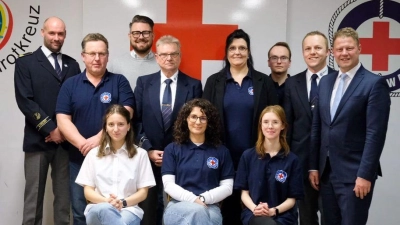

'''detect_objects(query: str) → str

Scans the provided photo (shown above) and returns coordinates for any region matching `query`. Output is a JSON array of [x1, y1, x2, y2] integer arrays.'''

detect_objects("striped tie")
[[162, 79, 173, 131], [51, 52, 62, 78]]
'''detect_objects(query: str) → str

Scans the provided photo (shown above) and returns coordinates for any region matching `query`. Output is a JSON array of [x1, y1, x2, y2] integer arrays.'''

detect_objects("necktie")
[[330, 74, 348, 120], [51, 53, 62, 78], [310, 74, 318, 111], [162, 79, 173, 131]]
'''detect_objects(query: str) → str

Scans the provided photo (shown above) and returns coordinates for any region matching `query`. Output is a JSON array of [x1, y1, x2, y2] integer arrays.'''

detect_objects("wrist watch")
[[274, 207, 279, 217], [199, 195, 205, 203], [121, 199, 127, 208]]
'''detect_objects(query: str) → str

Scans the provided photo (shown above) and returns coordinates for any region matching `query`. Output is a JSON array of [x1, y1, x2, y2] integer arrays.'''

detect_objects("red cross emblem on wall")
[[152, 0, 238, 80]]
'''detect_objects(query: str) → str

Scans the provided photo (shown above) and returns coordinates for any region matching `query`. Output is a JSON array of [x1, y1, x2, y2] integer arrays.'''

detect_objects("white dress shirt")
[[330, 62, 361, 109], [41, 45, 62, 71], [159, 71, 178, 110], [306, 66, 329, 100]]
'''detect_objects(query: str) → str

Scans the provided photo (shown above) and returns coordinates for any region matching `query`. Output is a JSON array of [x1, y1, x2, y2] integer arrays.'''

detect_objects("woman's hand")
[[194, 197, 207, 207], [107, 194, 122, 211], [253, 202, 269, 216]]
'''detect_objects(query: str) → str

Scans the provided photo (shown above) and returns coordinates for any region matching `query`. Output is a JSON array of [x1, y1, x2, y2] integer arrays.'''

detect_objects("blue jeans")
[[163, 200, 222, 225], [70, 161, 87, 225], [86, 203, 140, 225]]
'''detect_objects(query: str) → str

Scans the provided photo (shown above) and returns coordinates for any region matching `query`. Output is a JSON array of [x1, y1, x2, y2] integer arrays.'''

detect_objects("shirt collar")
[[339, 62, 361, 80], [187, 140, 208, 150], [104, 143, 128, 154], [226, 69, 252, 81], [160, 70, 179, 84], [41, 45, 62, 58], [82, 69, 110, 82], [306, 66, 328, 81], [130, 50, 155, 60]]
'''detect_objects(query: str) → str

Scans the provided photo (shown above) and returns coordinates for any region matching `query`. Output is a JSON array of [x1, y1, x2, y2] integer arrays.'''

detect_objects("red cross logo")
[[359, 21, 400, 71], [103, 95, 109, 100], [152, 0, 238, 80], [210, 160, 215, 166], [278, 173, 284, 179]]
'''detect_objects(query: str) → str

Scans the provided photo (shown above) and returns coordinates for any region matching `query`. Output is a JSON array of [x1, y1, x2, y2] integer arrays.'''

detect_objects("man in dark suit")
[[309, 27, 390, 225], [134, 35, 202, 225], [14, 17, 80, 225], [284, 31, 334, 225]]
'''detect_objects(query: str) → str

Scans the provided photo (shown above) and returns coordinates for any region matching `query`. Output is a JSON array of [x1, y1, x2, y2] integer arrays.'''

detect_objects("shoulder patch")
[[19, 52, 32, 58]]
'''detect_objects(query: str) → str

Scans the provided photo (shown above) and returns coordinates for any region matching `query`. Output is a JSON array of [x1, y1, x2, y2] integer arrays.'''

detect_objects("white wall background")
[[0, 0, 398, 224]]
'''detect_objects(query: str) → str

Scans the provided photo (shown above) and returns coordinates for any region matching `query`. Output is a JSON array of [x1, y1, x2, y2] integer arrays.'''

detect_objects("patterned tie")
[[330, 74, 348, 121], [51, 52, 62, 78], [310, 74, 318, 111], [162, 79, 173, 131]]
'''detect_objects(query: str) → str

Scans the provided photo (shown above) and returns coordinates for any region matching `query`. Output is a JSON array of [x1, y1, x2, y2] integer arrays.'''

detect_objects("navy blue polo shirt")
[[223, 70, 254, 169], [56, 70, 135, 163], [234, 148, 303, 225], [162, 141, 235, 195]]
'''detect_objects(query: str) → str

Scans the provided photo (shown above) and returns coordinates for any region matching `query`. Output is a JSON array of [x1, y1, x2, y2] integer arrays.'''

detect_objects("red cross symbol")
[[152, 0, 238, 80], [210, 160, 215, 165], [278, 173, 284, 179], [103, 95, 109, 100], [359, 21, 400, 71]]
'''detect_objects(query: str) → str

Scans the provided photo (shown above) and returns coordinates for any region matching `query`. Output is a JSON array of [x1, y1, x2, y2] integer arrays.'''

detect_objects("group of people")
[[14, 13, 390, 225]]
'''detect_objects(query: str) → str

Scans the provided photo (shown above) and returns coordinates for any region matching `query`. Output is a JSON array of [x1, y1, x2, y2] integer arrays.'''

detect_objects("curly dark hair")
[[173, 98, 221, 146]]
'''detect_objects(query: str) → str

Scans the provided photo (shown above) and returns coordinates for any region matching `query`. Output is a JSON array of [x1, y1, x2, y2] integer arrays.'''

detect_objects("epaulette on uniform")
[[19, 52, 32, 58]]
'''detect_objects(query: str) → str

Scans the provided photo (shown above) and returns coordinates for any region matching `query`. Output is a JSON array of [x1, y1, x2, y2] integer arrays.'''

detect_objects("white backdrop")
[[0, 0, 399, 224]]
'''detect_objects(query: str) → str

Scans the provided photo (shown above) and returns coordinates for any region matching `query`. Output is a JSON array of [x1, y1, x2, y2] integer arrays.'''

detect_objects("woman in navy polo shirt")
[[162, 98, 235, 225], [234, 105, 303, 225], [75, 105, 156, 225]]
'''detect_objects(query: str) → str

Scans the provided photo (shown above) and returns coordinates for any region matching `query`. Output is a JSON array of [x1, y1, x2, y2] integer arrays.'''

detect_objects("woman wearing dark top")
[[234, 105, 303, 225], [203, 29, 278, 225]]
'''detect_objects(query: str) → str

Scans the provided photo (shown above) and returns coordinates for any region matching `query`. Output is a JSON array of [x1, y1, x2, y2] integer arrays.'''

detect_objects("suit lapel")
[[295, 71, 312, 119], [36, 48, 61, 81], [170, 72, 188, 130], [252, 70, 263, 121], [60, 55, 71, 81], [149, 73, 164, 128], [326, 72, 339, 123]]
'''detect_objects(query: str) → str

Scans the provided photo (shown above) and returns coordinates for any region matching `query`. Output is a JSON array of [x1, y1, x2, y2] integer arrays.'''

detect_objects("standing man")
[[134, 35, 202, 225], [268, 42, 291, 105], [14, 17, 80, 225], [284, 31, 334, 225], [108, 15, 159, 90], [309, 27, 390, 225], [56, 33, 135, 225]]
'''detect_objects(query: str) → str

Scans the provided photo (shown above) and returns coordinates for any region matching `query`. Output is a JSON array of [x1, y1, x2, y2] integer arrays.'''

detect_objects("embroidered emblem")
[[275, 170, 287, 183], [207, 157, 219, 169], [33, 112, 41, 120], [100, 92, 112, 103], [248, 86, 254, 95]]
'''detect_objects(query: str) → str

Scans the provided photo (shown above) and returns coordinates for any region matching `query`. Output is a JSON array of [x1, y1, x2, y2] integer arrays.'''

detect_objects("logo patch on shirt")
[[100, 92, 112, 103], [248, 86, 254, 95], [275, 170, 287, 183], [207, 157, 219, 169]]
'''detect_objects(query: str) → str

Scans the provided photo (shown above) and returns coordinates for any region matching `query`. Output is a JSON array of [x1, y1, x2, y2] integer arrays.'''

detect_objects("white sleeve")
[[75, 148, 97, 187], [136, 148, 156, 189], [200, 178, 233, 204], [162, 174, 198, 203]]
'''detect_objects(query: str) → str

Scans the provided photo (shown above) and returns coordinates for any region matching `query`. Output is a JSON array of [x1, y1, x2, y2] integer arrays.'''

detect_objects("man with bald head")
[[14, 17, 80, 225]]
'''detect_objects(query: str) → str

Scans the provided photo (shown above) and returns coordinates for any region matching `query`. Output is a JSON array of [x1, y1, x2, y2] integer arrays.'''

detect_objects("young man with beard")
[[268, 42, 292, 105], [108, 15, 159, 90]]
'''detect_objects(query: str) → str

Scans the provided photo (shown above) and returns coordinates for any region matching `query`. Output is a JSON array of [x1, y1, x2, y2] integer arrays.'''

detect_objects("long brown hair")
[[97, 104, 137, 158], [255, 105, 289, 158]]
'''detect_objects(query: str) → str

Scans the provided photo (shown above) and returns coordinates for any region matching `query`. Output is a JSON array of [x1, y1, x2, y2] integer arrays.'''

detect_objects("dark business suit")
[[310, 65, 390, 225], [134, 70, 202, 225], [203, 68, 278, 225], [14, 47, 80, 225], [284, 67, 334, 225]]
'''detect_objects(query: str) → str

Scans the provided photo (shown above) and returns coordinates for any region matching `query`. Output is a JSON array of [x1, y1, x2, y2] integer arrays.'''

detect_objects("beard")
[[131, 39, 152, 55]]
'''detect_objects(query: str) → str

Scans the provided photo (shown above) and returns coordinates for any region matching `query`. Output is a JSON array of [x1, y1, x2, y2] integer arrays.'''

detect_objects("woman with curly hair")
[[234, 105, 303, 225], [161, 98, 235, 225], [75, 104, 156, 225]]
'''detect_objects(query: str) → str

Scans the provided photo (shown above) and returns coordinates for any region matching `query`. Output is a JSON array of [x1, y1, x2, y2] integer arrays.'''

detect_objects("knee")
[[164, 202, 209, 225]]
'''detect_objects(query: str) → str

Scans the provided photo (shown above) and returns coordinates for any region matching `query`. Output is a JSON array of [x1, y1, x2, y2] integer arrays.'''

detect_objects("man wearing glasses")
[[56, 33, 135, 225], [134, 35, 202, 225], [268, 42, 292, 105], [108, 15, 159, 90]]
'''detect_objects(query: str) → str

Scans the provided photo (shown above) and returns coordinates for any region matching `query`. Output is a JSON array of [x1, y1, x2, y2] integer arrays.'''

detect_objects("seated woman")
[[234, 105, 304, 225], [162, 98, 235, 225], [75, 104, 156, 225]]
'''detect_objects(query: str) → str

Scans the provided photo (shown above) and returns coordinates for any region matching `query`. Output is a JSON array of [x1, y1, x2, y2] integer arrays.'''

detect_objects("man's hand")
[[353, 177, 371, 199], [309, 171, 320, 191], [45, 127, 65, 144], [148, 150, 163, 167], [79, 134, 101, 156]]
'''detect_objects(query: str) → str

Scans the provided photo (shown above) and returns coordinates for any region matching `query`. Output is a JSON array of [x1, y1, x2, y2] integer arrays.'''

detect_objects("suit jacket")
[[310, 65, 390, 183], [134, 70, 202, 152], [14, 47, 81, 152], [203, 68, 278, 145], [284, 67, 335, 176]]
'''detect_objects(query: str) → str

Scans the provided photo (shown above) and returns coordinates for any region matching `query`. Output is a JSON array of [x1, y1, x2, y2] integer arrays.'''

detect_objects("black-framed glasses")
[[269, 56, 289, 62], [83, 52, 108, 58], [188, 115, 207, 123], [157, 52, 180, 60], [130, 31, 152, 38], [228, 46, 248, 53]]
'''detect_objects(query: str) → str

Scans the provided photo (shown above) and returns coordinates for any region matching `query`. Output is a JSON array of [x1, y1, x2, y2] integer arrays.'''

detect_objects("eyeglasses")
[[269, 56, 289, 62], [130, 31, 152, 38], [188, 115, 207, 124], [157, 52, 180, 60], [83, 52, 108, 58], [228, 46, 248, 53]]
